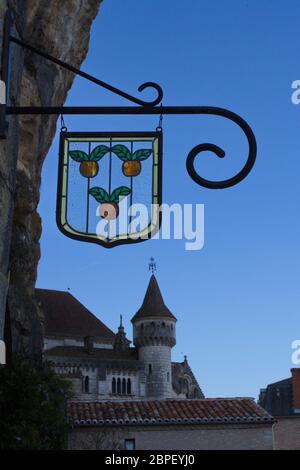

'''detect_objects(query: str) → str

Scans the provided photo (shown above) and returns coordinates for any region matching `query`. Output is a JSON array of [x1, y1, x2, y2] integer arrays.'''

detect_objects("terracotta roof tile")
[[68, 399, 274, 426]]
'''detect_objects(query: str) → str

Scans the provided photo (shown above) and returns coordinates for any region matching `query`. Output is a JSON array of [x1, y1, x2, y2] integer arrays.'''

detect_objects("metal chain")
[[156, 104, 163, 132], [60, 114, 67, 132]]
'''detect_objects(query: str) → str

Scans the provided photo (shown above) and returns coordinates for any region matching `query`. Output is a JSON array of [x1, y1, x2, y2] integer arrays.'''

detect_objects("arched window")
[[112, 377, 116, 394], [127, 378, 131, 395], [84, 376, 89, 393], [117, 377, 121, 394], [167, 372, 170, 382], [148, 364, 152, 376], [122, 378, 126, 394]]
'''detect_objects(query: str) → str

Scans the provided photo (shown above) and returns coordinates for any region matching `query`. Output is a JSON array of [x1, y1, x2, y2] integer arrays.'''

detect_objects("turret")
[[131, 275, 177, 399], [114, 315, 131, 351]]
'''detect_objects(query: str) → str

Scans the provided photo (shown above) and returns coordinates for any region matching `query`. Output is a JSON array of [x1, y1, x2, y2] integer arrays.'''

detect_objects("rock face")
[[0, 0, 102, 352]]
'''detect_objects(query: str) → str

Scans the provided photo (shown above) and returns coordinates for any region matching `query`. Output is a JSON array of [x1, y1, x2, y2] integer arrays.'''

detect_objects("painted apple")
[[100, 202, 119, 220], [111, 144, 153, 177], [69, 145, 109, 178], [122, 160, 141, 177], [79, 161, 99, 178]]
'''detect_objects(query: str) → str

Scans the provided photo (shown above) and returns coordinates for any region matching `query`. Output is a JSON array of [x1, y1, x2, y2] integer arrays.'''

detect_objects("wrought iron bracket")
[[0, 9, 257, 189]]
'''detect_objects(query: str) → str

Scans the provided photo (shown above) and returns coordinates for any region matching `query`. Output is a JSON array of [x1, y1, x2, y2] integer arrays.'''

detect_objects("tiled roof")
[[44, 345, 138, 361], [69, 399, 274, 426], [131, 275, 177, 322], [36, 288, 115, 340]]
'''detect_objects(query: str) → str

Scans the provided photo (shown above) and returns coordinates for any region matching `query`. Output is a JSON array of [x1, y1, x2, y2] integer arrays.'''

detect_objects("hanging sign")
[[56, 131, 163, 248], [1, 9, 257, 252]]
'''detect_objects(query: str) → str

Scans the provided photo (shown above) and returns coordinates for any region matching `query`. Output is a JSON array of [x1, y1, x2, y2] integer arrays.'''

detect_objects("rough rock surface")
[[0, 0, 102, 352]]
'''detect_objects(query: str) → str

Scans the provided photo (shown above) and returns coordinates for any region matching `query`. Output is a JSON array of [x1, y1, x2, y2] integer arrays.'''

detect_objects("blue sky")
[[37, 0, 300, 398]]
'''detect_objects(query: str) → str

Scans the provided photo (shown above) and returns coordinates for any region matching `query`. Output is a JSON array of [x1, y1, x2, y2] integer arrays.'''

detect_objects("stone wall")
[[139, 345, 173, 398], [0, 0, 102, 352], [69, 423, 274, 450], [273, 416, 300, 450]]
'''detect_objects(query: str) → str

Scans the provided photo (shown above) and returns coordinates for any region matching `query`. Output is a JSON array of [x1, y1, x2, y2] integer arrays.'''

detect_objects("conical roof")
[[131, 275, 177, 322]]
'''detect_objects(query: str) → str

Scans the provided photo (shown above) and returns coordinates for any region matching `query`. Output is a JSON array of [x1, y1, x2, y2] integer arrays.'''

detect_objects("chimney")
[[84, 336, 94, 354], [291, 368, 300, 413]]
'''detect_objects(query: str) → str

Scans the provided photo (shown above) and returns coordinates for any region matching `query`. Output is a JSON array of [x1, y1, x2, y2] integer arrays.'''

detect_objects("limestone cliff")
[[0, 0, 102, 352]]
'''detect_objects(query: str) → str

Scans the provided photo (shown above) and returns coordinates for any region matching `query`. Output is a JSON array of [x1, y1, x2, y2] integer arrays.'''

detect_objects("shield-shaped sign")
[[56, 131, 162, 248]]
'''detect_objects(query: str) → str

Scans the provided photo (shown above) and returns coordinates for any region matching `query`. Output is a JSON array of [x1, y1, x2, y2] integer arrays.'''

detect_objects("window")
[[148, 364, 152, 376], [127, 378, 131, 395], [117, 377, 121, 394], [111, 376, 132, 395], [84, 376, 89, 393], [124, 439, 135, 450], [167, 372, 170, 382], [122, 378, 126, 394], [112, 377, 116, 394]]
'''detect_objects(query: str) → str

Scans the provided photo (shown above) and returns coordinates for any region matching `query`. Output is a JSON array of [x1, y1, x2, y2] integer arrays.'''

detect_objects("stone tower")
[[131, 275, 177, 399]]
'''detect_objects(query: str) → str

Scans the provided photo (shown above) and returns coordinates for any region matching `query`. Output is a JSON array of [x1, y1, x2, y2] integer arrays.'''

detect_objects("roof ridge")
[[36, 287, 69, 294], [68, 397, 256, 404]]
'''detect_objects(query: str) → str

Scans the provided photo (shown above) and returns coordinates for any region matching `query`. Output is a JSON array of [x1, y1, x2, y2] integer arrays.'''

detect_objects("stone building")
[[39, 275, 274, 449], [259, 368, 300, 449], [40, 275, 203, 401]]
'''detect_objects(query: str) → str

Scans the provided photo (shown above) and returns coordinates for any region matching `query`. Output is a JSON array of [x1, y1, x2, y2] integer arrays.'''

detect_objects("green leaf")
[[132, 149, 153, 161], [89, 187, 110, 203], [110, 186, 131, 203], [69, 150, 89, 162], [111, 144, 132, 161], [90, 145, 110, 161]]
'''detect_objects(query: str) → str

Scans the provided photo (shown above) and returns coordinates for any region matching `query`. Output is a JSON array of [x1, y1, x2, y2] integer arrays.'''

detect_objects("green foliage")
[[89, 186, 131, 204], [111, 144, 131, 161], [89, 187, 110, 203], [90, 145, 110, 161], [69, 145, 109, 163], [112, 144, 152, 162], [69, 150, 89, 162], [110, 186, 131, 203], [70, 145, 152, 164], [0, 354, 72, 450], [132, 149, 152, 161]]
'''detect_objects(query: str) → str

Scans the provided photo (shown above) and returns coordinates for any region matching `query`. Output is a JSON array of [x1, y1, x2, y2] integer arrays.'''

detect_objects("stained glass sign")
[[57, 131, 162, 248]]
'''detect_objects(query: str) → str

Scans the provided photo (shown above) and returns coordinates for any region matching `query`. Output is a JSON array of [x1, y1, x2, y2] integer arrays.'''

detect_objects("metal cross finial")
[[149, 257, 156, 275], [120, 314, 123, 327]]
